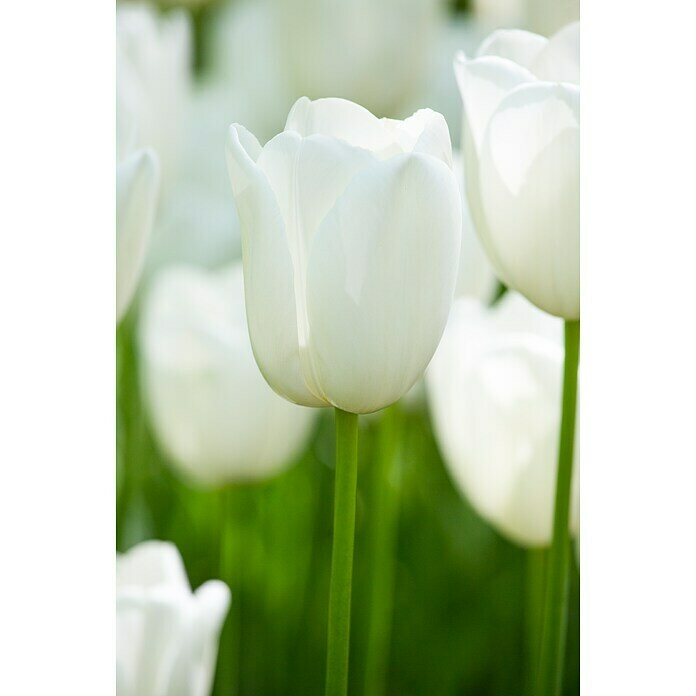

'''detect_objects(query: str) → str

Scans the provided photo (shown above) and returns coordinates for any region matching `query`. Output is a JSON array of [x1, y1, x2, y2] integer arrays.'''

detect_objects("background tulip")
[[145, 83, 242, 275], [116, 2, 192, 192], [427, 292, 579, 547], [138, 262, 317, 486], [117, 148, 160, 323], [455, 22, 580, 319], [117, 540, 230, 696], [226, 97, 462, 415]]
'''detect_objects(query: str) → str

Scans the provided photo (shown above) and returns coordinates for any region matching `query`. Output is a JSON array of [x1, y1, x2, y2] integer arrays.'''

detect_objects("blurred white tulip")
[[273, 0, 445, 118], [146, 82, 242, 274], [455, 22, 580, 319], [226, 97, 461, 414], [207, 1, 296, 144], [472, 0, 579, 36], [426, 292, 579, 547], [116, 540, 230, 696], [139, 262, 317, 486], [116, 2, 192, 192], [117, 148, 160, 322]]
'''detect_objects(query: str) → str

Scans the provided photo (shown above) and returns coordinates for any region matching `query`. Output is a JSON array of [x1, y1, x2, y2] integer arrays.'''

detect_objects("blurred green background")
[[117, 315, 579, 695]]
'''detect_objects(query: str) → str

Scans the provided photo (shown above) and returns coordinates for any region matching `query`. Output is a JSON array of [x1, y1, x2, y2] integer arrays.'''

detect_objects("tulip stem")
[[526, 548, 547, 694], [325, 409, 359, 696], [536, 320, 580, 696], [364, 405, 401, 696]]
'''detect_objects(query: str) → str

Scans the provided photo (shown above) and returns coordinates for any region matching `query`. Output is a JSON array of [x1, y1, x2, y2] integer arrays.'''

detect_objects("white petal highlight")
[[306, 154, 461, 413], [454, 53, 537, 156]]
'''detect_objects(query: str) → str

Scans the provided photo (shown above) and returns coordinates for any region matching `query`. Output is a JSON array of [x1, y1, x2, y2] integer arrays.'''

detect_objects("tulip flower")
[[455, 22, 580, 320], [210, 0, 442, 131], [117, 147, 159, 323], [145, 83, 242, 274], [226, 96, 460, 696], [116, 2, 191, 192], [472, 0, 579, 37], [226, 96, 461, 415], [138, 262, 317, 486], [116, 540, 230, 696], [427, 293, 579, 547]]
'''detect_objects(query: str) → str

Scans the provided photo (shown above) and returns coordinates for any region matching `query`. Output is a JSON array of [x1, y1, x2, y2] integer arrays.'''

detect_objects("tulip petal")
[[255, 131, 377, 401], [479, 82, 580, 318], [116, 148, 159, 322], [117, 540, 190, 591], [285, 96, 394, 153], [385, 109, 454, 168], [166, 581, 231, 696], [226, 124, 324, 406], [476, 28, 548, 72], [454, 53, 537, 155], [533, 21, 580, 85], [306, 154, 461, 413]]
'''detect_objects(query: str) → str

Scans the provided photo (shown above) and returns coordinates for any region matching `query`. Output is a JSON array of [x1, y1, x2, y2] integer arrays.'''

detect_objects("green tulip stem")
[[526, 547, 547, 694], [364, 405, 401, 696], [536, 319, 580, 696], [325, 409, 360, 696]]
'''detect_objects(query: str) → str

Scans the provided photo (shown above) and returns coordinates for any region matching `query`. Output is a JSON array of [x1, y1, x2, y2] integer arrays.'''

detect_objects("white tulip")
[[226, 97, 462, 414], [272, 0, 444, 118], [455, 22, 580, 319], [139, 262, 317, 485], [472, 0, 579, 36], [117, 147, 160, 322], [146, 82, 242, 274], [426, 292, 579, 547], [116, 2, 192, 191], [116, 540, 230, 696]]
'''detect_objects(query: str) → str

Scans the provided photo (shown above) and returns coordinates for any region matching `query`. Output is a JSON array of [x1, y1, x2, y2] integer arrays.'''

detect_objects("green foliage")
[[117, 322, 579, 696]]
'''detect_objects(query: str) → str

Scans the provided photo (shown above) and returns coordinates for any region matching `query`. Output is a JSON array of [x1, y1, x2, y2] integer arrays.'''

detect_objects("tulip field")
[[116, 1, 581, 695]]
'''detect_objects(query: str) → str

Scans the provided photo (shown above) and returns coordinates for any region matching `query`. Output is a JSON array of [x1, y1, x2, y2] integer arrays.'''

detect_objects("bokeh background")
[[116, 0, 580, 694]]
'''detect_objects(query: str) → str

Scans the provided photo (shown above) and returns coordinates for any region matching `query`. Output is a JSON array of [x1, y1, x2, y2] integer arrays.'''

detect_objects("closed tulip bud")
[[116, 540, 230, 696], [455, 22, 580, 319], [426, 293, 579, 547], [117, 148, 159, 322], [226, 97, 462, 414], [138, 262, 317, 486]]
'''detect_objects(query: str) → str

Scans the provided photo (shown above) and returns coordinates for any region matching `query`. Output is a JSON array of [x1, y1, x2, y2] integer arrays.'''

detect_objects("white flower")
[[146, 82, 242, 275], [116, 540, 230, 696], [139, 262, 317, 485], [426, 292, 579, 547], [226, 97, 462, 414], [116, 2, 192, 191], [117, 147, 159, 322], [210, 0, 443, 127], [455, 22, 580, 319]]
